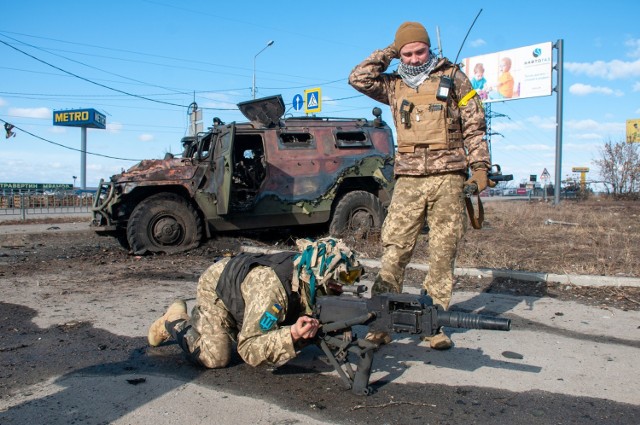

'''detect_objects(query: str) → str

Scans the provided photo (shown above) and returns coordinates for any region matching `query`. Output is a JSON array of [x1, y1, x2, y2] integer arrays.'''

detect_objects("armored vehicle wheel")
[[329, 190, 385, 237], [127, 193, 203, 255]]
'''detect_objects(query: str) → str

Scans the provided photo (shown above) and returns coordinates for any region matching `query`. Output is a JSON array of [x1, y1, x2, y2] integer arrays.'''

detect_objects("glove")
[[465, 168, 489, 194]]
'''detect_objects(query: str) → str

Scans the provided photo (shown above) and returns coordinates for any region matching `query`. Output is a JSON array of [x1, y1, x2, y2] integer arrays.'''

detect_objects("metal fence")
[[0, 192, 93, 220]]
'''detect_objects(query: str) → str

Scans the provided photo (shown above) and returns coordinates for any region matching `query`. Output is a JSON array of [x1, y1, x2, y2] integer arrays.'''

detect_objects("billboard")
[[53, 108, 106, 129], [463, 42, 553, 103], [0, 182, 73, 191], [626, 119, 640, 143]]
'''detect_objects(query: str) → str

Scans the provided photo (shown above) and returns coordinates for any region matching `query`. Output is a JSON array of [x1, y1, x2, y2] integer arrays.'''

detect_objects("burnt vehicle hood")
[[114, 158, 198, 182], [237, 95, 284, 128]]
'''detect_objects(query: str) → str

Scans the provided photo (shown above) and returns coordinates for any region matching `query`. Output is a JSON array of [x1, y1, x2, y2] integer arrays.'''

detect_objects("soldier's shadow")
[[453, 275, 549, 316]]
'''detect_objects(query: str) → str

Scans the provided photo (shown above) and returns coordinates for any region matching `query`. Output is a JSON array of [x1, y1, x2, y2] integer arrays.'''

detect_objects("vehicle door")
[[212, 123, 235, 215]]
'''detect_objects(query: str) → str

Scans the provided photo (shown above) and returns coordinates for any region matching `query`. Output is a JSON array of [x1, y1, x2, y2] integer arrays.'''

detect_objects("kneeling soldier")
[[148, 238, 362, 368]]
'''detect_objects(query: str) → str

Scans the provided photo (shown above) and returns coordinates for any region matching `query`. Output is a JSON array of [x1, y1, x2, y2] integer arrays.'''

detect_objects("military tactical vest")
[[216, 252, 300, 328], [393, 70, 464, 153]]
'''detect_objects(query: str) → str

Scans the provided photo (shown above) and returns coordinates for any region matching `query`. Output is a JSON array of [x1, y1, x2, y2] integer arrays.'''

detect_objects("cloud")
[[502, 143, 553, 151], [565, 58, 640, 80], [0, 97, 6, 107], [470, 38, 486, 48], [633, 82, 640, 92], [8, 107, 51, 119], [573, 84, 624, 96], [626, 38, 640, 59], [492, 116, 556, 132], [200, 92, 240, 109], [566, 119, 624, 133], [138, 133, 154, 142], [569, 83, 623, 96], [572, 133, 603, 140], [525, 115, 557, 130], [107, 122, 123, 133]]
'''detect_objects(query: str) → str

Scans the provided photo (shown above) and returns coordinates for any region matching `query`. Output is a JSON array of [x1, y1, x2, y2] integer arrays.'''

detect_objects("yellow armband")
[[458, 89, 477, 107]]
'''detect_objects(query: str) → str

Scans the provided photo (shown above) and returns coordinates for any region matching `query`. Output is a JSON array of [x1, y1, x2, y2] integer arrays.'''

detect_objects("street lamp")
[[252, 40, 274, 99], [73, 176, 77, 188]]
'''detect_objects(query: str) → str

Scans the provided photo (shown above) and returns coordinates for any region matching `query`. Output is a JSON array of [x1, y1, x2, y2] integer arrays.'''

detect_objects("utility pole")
[[252, 40, 274, 99]]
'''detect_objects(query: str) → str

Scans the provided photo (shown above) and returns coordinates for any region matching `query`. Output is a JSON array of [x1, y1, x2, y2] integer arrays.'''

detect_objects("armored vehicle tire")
[[127, 193, 203, 255], [329, 190, 385, 237]]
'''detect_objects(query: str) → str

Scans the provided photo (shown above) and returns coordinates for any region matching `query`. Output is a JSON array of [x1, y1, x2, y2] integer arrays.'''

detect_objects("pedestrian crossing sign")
[[304, 88, 322, 114]]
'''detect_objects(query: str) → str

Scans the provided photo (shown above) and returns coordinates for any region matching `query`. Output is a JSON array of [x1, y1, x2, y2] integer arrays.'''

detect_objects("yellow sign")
[[626, 119, 640, 143], [304, 88, 322, 114], [572, 167, 589, 173], [52, 108, 106, 129]]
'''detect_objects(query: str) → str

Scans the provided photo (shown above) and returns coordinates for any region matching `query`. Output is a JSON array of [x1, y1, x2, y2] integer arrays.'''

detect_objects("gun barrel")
[[491, 174, 513, 182], [437, 310, 511, 331]]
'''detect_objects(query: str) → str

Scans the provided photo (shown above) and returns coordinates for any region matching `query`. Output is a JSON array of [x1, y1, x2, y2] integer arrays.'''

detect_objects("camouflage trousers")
[[377, 173, 466, 309], [180, 258, 238, 369]]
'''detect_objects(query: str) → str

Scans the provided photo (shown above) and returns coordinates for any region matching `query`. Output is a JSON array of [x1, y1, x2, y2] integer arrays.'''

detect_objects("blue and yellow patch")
[[259, 303, 282, 332]]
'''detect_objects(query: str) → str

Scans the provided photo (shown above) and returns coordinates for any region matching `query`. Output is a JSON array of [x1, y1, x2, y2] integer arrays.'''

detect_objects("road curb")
[[240, 245, 640, 289]]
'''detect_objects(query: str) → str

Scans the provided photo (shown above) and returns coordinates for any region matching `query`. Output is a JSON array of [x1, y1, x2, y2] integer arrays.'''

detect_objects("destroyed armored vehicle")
[[91, 95, 395, 254]]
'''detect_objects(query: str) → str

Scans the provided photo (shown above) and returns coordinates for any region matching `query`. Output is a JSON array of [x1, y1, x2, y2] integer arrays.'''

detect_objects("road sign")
[[541, 168, 551, 180], [572, 167, 589, 173], [292, 94, 303, 111], [304, 88, 322, 114]]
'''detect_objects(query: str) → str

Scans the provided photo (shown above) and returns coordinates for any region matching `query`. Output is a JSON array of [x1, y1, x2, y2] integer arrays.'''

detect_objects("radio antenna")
[[436, 26, 443, 59], [453, 9, 483, 65]]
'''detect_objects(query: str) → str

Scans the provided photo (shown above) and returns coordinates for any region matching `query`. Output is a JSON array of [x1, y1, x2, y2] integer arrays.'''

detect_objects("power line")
[[0, 117, 142, 162], [0, 30, 348, 94], [0, 37, 237, 111]]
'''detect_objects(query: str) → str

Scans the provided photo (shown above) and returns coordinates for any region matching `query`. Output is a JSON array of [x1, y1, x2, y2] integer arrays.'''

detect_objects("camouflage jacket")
[[234, 264, 310, 367], [197, 256, 312, 368], [349, 45, 490, 176]]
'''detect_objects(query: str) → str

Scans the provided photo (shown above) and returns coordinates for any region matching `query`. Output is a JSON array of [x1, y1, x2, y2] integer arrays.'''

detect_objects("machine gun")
[[463, 164, 513, 229], [313, 285, 511, 395], [464, 163, 513, 196]]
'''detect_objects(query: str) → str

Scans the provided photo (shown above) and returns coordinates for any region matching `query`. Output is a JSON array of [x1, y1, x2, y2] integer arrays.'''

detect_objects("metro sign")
[[53, 108, 106, 129]]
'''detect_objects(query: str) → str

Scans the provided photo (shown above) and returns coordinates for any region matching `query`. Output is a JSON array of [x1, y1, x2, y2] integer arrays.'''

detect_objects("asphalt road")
[[0, 224, 638, 424]]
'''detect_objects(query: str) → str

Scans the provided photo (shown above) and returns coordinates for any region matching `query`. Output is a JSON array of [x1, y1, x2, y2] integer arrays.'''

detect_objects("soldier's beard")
[[398, 51, 438, 89]]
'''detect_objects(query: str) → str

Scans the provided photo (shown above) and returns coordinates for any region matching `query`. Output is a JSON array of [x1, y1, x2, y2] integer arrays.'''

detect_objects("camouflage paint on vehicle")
[[92, 95, 395, 254]]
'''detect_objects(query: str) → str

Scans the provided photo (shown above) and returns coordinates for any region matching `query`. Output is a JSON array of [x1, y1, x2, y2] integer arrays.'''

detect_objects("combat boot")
[[165, 317, 204, 366], [421, 327, 452, 350], [148, 299, 189, 346], [371, 275, 399, 295]]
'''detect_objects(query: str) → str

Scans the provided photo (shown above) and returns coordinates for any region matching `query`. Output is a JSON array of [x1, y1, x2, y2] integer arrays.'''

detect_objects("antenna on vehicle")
[[453, 8, 483, 66], [436, 9, 483, 101]]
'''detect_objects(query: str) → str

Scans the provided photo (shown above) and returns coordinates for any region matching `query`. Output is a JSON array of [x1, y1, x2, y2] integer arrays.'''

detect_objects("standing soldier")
[[147, 238, 363, 368], [349, 21, 490, 349]]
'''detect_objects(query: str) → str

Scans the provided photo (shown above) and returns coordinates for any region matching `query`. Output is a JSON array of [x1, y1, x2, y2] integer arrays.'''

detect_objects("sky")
[[1, 0, 639, 189]]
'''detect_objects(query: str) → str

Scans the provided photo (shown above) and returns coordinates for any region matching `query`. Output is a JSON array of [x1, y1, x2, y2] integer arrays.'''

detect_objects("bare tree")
[[593, 139, 640, 196]]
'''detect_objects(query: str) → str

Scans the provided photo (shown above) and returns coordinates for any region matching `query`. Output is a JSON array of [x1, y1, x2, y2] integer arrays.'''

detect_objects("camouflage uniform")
[[349, 44, 489, 309], [186, 257, 307, 368], [149, 238, 362, 368]]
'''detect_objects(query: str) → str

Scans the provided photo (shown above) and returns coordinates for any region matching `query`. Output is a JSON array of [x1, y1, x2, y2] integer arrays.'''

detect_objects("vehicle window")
[[279, 132, 314, 149], [199, 138, 212, 159], [180, 136, 198, 158], [335, 131, 372, 148]]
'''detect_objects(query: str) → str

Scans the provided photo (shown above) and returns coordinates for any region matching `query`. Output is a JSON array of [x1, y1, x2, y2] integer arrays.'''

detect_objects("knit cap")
[[394, 21, 430, 51]]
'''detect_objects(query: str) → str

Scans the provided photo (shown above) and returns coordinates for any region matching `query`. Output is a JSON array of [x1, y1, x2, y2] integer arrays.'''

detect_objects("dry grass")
[[347, 198, 640, 278]]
